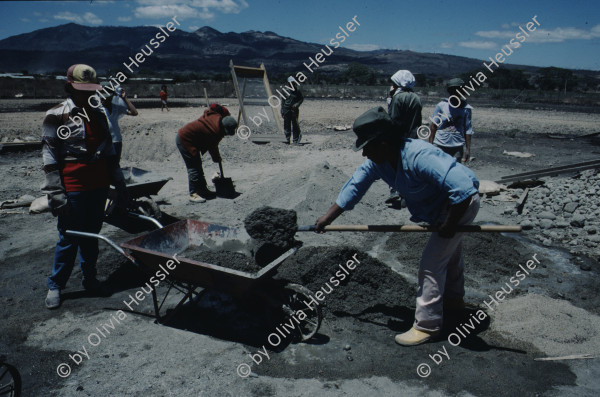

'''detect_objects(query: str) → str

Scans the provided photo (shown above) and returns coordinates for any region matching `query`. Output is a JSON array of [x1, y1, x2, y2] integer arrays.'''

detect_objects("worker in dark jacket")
[[176, 104, 237, 202], [386, 69, 423, 204], [281, 76, 304, 145], [42, 64, 129, 309]]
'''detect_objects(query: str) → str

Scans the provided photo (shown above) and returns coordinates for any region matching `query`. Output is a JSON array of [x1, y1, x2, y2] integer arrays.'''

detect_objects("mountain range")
[[0, 23, 570, 79]]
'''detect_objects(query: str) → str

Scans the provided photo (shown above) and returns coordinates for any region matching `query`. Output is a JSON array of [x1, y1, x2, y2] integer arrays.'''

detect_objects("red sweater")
[[177, 109, 226, 158], [62, 120, 110, 192]]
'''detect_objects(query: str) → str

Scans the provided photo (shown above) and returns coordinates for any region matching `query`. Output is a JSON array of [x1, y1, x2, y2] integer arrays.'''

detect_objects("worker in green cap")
[[429, 78, 474, 163], [315, 106, 480, 346]]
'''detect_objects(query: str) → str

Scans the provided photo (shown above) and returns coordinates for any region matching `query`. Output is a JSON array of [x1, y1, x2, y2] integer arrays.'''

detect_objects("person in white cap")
[[280, 76, 304, 144], [101, 84, 138, 165], [429, 78, 474, 163], [386, 69, 423, 204]]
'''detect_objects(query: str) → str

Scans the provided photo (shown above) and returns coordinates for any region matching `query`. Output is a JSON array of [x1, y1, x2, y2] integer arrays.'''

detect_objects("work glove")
[[41, 170, 69, 217]]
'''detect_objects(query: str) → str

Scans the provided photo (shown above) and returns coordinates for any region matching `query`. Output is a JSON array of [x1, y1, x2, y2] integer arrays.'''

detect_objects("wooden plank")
[[262, 63, 283, 134], [534, 354, 594, 361], [230, 59, 249, 128], [203, 87, 209, 108]]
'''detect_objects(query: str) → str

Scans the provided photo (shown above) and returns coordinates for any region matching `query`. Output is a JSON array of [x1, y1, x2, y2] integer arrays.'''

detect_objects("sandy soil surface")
[[1, 98, 600, 397]]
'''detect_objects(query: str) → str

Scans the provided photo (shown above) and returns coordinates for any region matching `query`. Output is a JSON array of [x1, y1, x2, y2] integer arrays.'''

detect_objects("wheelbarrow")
[[105, 167, 172, 232], [65, 219, 322, 342]]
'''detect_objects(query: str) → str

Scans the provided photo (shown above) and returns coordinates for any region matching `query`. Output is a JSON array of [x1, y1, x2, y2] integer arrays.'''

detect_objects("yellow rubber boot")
[[395, 327, 439, 346]]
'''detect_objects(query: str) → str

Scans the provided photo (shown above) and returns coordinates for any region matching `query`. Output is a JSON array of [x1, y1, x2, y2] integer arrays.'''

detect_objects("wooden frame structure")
[[229, 60, 283, 134]]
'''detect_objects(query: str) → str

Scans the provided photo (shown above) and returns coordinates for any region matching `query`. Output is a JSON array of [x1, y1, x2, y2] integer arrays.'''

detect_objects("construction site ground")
[[1, 98, 600, 397]]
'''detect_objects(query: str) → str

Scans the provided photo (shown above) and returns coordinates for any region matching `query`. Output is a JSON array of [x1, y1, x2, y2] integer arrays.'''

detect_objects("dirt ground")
[[1, 97, 600, 397]]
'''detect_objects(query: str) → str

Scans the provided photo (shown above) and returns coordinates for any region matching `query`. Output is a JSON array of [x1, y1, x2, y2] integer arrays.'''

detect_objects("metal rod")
[[499, 159, 600, 180], [297, 224, 522, 233]]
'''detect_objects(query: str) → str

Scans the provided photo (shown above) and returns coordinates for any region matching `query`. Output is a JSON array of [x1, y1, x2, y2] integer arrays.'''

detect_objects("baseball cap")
[[222, 115, 238, 135], [352, 106, 394, 151], [66, 64, 102, 91]]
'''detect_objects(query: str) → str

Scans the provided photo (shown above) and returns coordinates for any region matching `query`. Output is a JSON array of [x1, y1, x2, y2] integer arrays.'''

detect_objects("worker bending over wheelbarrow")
[[315, 106, 480, 346], [176, 104, 238, 203]]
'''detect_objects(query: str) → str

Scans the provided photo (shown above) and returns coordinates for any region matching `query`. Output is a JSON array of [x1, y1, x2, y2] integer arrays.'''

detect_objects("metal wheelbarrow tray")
[[105, 219, 321, 341], [105, 167, 173, 232]]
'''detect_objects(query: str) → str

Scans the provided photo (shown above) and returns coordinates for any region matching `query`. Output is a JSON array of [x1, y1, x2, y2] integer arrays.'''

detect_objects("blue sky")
[[1, 0, 599, 70]]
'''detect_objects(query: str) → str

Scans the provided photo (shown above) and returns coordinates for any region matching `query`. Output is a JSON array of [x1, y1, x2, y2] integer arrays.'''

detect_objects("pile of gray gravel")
[[515, 169, 599, 258]]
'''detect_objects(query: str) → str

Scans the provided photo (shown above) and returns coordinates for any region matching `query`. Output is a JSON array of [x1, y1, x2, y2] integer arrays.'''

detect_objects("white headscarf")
[[390, 70, 415, 91]]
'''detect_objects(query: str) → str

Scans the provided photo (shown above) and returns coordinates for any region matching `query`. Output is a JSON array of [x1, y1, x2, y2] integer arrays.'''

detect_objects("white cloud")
[[33, 12, 42, 17], [189, 25, 200, 31], [476, 24, 600, 43], [458, 40, 497, 49], [117, 16, 132, 22], [53, 11, 102, 25], [439, 42, 453, 49], [501, 23, 510, 29], [134, 0, 248, 20], [84, 12, 102, 25], [54, 11, 84, 24], [20, 18, 31, 23], [345, 43, 380, 51]]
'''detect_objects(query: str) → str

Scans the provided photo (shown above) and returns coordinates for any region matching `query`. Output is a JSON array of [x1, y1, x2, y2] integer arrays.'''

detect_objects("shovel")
[[212, 161, 237, 198], [297, 224, 522, 232]]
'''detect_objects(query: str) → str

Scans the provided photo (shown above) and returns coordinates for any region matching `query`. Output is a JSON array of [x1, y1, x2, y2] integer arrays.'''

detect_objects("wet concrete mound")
[[244, 206, 298, 249]]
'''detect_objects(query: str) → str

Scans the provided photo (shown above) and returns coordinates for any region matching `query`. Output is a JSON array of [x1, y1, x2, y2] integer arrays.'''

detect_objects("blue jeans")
[[47, 187, 109, 290]]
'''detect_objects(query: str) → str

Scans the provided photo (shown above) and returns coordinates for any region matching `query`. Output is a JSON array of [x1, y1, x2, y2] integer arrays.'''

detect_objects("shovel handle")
[[218, 161, 225, 178], [298, 224, 522, 232]]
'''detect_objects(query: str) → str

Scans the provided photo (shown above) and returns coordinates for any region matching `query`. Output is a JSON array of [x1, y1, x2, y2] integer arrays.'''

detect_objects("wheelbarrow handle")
[[298, 224, 522, 232], [127, 212, 164, 229], [64, 230, 140, 265]]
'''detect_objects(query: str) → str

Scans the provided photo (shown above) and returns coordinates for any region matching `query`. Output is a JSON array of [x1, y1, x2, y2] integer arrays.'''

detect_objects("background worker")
[[315, 107, 480, 346], [102, 85, 138, 164], [386, 69, 422, 204], [176, 103, 238, 203], [281, 76, 304, 145], [160, 85, 169, 112], [41, 64, 130, 309], [429, 78, 474, 163]]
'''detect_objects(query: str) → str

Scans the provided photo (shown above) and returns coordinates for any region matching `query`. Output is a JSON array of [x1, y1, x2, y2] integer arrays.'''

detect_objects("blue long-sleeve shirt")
[[336, 139, 479, 224]]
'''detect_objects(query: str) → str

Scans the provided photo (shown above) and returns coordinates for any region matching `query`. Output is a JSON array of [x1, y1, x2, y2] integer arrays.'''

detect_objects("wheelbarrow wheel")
[[282, 283, 322, 342], [0, 362, 22, 397], [134, 197, 162, 221]]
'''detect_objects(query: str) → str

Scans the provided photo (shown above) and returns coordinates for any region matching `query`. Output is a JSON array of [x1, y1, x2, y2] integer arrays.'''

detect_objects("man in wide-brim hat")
[[315, 106, 480, 346]]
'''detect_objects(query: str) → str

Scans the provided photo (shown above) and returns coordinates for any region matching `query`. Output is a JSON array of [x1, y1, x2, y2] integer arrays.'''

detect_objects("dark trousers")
[[283, 109, 301, 143], [47, 187, 109, 290], [175, 135, 207, 195], [113, 141, 122, 166]]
